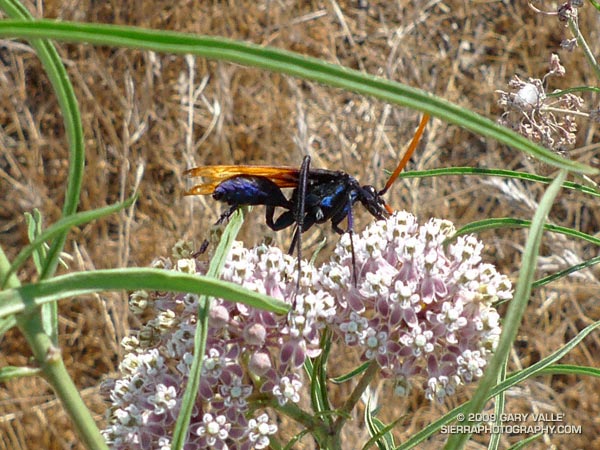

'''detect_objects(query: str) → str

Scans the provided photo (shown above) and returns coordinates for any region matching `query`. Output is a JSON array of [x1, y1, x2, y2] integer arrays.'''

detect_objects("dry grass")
[[1, 1, 599, 449]]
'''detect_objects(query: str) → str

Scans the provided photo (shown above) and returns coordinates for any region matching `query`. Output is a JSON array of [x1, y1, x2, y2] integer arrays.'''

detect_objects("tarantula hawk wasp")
[[185, 114, 429, 287]]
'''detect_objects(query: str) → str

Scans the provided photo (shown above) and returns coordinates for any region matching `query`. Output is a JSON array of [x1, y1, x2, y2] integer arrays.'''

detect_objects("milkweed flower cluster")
[[321, 211, 512, 401], [102, 211, 511, 448], [102, 241, 335, 449]]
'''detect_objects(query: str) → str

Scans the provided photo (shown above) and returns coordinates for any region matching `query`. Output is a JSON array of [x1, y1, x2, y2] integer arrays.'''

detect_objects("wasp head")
[[357, 184, 390, 220]]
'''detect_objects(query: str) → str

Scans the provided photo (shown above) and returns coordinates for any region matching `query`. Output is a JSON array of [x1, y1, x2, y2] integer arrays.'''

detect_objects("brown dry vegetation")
[[1, 1, 599, 449]]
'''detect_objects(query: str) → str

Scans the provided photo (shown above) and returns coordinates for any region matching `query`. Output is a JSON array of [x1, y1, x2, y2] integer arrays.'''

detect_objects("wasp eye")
[[362, 185, 377, 198]]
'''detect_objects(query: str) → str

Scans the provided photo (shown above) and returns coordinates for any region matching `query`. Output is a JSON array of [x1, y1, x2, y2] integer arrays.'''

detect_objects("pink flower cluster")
[[102, 211, 511, 448], [321, 211, 511, 401], [103, 241, 335, 449]]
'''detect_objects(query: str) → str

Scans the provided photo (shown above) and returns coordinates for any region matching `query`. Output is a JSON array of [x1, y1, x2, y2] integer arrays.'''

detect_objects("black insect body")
[[185, 114, 429, 285]]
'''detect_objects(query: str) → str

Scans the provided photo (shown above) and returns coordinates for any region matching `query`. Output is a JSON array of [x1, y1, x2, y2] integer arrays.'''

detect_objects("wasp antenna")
[[379, 114, 429, 196]]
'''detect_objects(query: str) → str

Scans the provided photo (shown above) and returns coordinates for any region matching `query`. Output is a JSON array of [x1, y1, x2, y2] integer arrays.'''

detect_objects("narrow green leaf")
[[396, 320, 600, 449], [317, 334, 333, 422], [331, 361, 371, 384], [0, 267, 289, 319], [24, 210, 59, 344], [363, 395, 396, 450], [451, 218, 600, 247], [0, 20, 596, 175], [283, 430, 310, 450], [304, 321, 332, 421], [536, 364, 600, 378], [309, 356, 326, 417], [533, 255, 600, 288], [444, 170, 567, 449], [506, 433, 543, 450], [488, 363, 508, 450], [0, 365, 41, 381], [2, 196, 137, 289], [309, 237, 328, 267], [25, 210, 46, 274], [545, 86, 600, 97], [303, 357, 314, 379], [588, 0, 600, 12], [396, 167, 600, 198], [451, 217, 531, 236], [0, 4, 86, 281], [172, 209, 246, 450]]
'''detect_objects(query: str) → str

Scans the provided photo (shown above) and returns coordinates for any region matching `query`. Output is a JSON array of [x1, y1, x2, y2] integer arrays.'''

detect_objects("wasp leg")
[[330, 200, 352, 235], [214, 204, 240, 226], [330, 198, 358, 285], [193, 205, 240, 257], [287, 214, 317, 255], [295, 156, 310, 252], [265, 206, 295, 231]]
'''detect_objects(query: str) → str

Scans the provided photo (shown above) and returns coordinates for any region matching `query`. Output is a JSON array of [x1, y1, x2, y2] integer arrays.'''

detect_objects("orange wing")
[[184, 165, 300, 196]]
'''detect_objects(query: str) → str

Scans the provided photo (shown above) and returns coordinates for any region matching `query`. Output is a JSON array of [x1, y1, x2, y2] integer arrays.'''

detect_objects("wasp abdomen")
[[213, 176, 291, 207]]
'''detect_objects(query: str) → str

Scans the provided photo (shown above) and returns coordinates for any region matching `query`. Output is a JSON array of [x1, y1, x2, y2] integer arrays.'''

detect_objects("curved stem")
[[333, 361, 379, 435], [0, 247, 107, 449], [568, 17, 600, 82]]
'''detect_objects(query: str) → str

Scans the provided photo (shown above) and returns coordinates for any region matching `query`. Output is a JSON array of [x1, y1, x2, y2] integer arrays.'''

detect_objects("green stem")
[[568, 17, 600, 82], [257, 395, 332, 447], [268, 397, 322, 430], [0, 247, 107, 449], [333, 361, 379, 435], [25, 318, 108, 449], [0, 0, 85, 280]]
